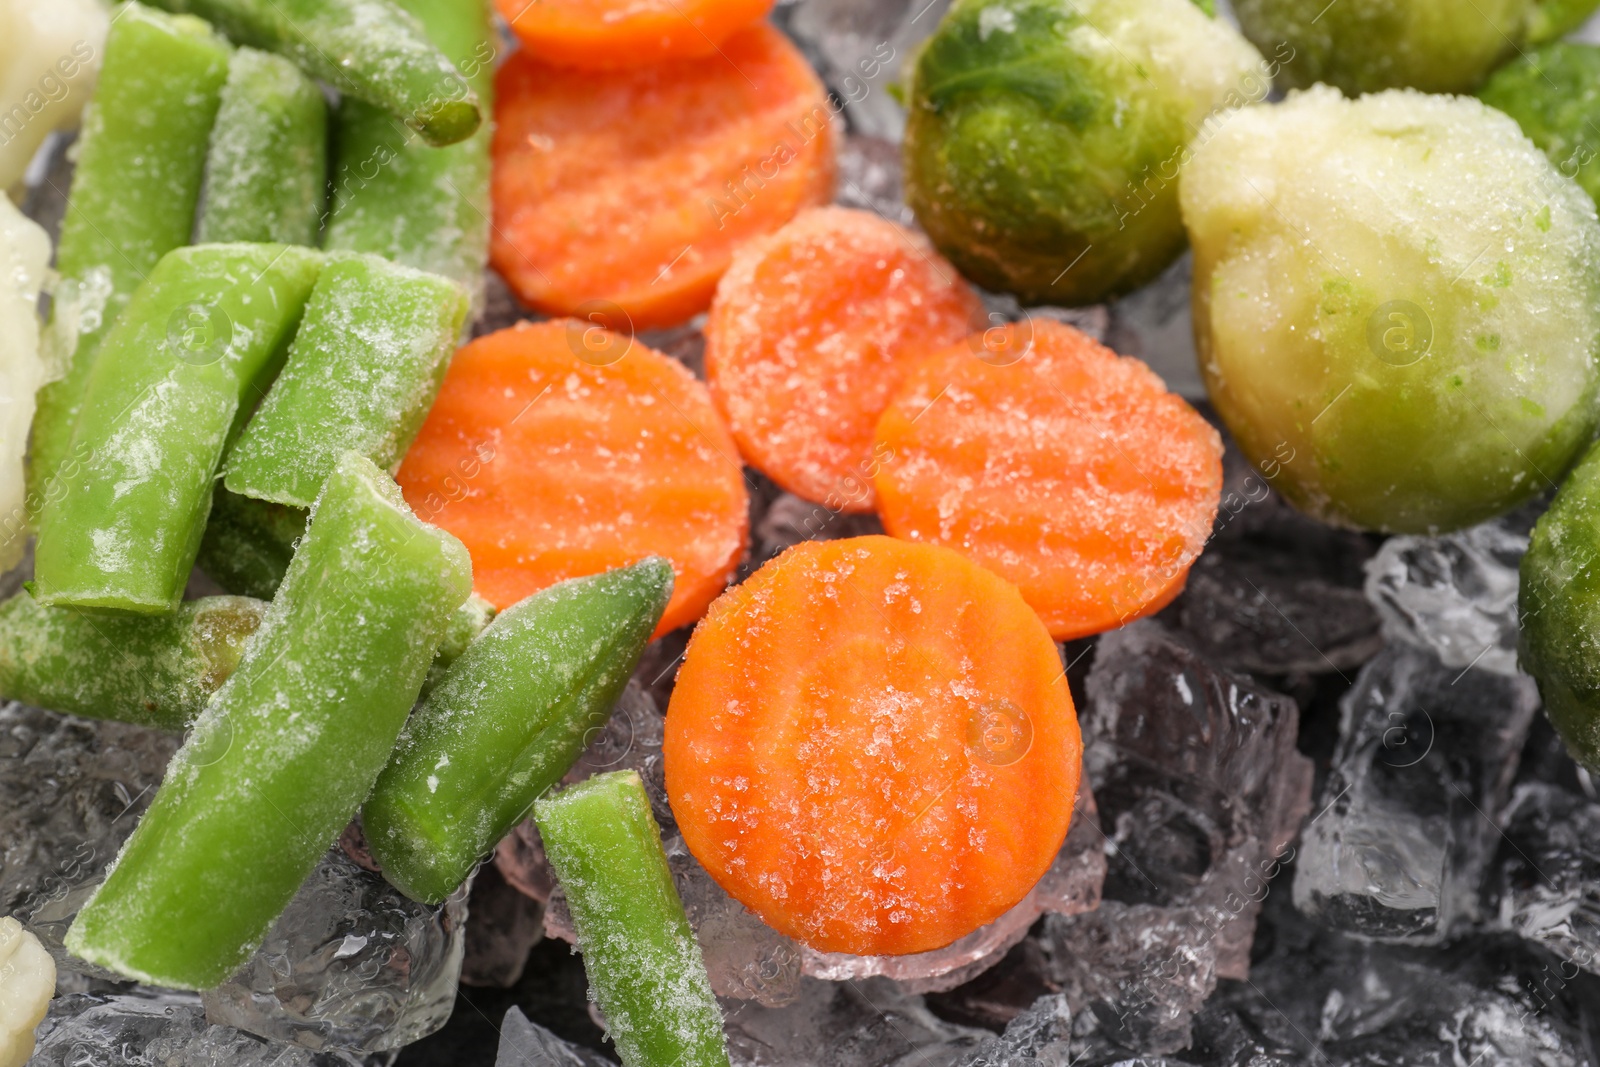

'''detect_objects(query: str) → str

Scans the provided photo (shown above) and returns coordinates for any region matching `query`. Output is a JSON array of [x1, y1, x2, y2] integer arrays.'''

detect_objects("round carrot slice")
[[491, 24, 836, 331], [705, 206, 985, 513], [664, 535, 1081, 957], [395, 321, 748, 636], [873, 320, 1223, 642], [496, 0, 775, 70]]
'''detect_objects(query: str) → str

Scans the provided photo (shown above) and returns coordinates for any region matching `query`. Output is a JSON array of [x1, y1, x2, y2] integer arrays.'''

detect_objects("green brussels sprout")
[[1522, 439, 1600, 772], [902, 0, 1269, 306], [1181, 87, 1600, 534], [1480, 43, 1600, 208], [1232, 0, 1600, 96]]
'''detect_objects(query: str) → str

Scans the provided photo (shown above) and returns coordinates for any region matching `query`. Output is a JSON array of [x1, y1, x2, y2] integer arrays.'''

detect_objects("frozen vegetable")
[[902, 0, 1267, 306], [0, 197, 50, 570], [1181, 88, 1600, 533], [496, 0, 772, 69], [1479, 42, 1600, 209], [0, 0, 107, 190]]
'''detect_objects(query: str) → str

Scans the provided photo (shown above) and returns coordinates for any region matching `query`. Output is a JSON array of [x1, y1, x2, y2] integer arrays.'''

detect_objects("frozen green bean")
[[65, 451, 473, 989], [197, 47, 328, 246], [29, 3, 231, 506], [365, 558, 673, 903], [194, 487, 308, 601], [325, 0, 494, 305], [223, 253, 468, 508], [0, 594, 265, 731], [31, 243, 323, 614], [535, 771, 731, 1067], [147, 0, 480, 146]]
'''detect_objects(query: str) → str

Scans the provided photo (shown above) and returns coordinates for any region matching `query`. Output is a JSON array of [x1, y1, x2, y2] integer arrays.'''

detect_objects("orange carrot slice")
[[873, 320, 1223, 642], [395, 321, 749, 636], [496, 0, 775, 70], [705, 206, 985, 513], [490, 24, 836, 331], [664, 534, 1081, 957]]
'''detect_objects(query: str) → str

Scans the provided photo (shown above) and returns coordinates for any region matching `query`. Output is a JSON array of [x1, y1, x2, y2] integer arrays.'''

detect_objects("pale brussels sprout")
[[1232, 0, 1599, 96], [902, 0, 1272, 306], [1479, 42, 1600, 208], [1181, 87, 1600, 534]]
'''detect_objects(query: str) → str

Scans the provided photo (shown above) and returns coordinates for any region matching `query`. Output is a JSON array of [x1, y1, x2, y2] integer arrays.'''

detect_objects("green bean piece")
[[146, 0, 480, 146], [534, 772, 731, 1067], [65, 452, 473, 989], [365, 558, 673, 904], [29, 3, 231, 507], [194, 487, 308, 601], [324, 0, 494, 306], [197, 47, 328, 246], [223, 253, 468, 508], [0, 594, 265, 731], [193, 487, 493, 675], [31, 244, 324, 615]]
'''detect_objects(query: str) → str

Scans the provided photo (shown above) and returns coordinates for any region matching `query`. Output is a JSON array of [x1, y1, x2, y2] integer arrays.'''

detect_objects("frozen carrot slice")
[[395, 320, 749, 636], [496, 0, 774, 69], [490, 23, 835, 331], [664, 535, 1080, 957], [705, 206, 985, 513], [873, 320, 1223, 642]]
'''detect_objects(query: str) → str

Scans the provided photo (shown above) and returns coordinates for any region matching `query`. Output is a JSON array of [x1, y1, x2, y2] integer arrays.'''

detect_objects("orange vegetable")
[[873, 320, 1223, 642], [705, 206, 985, 513], [490, 23, 836, 331], [664, 535, 1081, 956], [496, 0, 774, 69], [395, 321, 749, 637]]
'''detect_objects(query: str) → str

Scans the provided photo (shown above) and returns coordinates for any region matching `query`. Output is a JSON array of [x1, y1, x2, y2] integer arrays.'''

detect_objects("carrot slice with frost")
[[705, 206, 985, 512], [496, 0, 774, 70], [395, 321, 749, 637], [664, 534, 1081, 957], [490, 23, 836, 331], [872, 320, 1223, 642]]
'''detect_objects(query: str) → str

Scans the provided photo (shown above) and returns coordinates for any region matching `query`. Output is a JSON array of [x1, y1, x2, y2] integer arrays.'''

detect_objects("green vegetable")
[[1523, 441, 1600, 771], [32, 245, 323, 612], [1479, 43, 1600, 209], [365, 558, 673, 904], [223, 253, 469, 508], [194, 487, 308, 601], [65, 451, 473, 989], [1181, 88, 1600, 533], [0, 594, 265, 730], [325, 0, 495, 306], [534, 771, 731, 1067], [29, 3, 231, 507], [197, 47, 329, 246], [902, 0, 1266, 306], [1231, 0, 1597, 95], [31, 244, 323, 614], [146, 0, 481, 146]]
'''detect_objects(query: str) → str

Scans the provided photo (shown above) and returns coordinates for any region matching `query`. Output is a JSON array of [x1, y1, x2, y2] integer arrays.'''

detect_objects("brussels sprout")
[[1181, 87, 1600, 534], [902, 0, 1268, 306], [1522, 439, 1600, 772], [1480, 43, 1600, 208], [1232, 0, 1599, 96]]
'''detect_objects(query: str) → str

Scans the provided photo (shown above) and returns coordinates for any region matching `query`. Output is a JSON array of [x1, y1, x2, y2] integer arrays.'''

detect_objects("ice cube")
[[780, 0, 943, 141], [1363, 513, 1530, 677], [30, 990, 371, 1067], [720, 975, 989, 1067], [950, 994, 1074, 1066], [1105, 253, 1205, 401], [200, 848, 467, 1052], [748, 491, 885, 574], [0, 702, 177, 977], [496, 1006, 612, 1067], [460, 862, 544, 989], [1084, 621, 1313, 977], [1293, 645, 1540, 942], [834, 135, 913, 227], [1169, 447, 1383, 676], [1489, 782, 1600, 976]]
